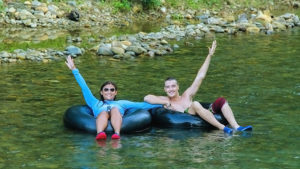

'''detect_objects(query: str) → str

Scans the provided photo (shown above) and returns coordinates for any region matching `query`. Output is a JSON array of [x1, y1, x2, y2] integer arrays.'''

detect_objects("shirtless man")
[[144, 40, 252, 134]]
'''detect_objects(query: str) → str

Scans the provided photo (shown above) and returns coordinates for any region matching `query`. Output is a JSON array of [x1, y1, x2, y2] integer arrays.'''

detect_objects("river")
[[0, 25, 299, 168]]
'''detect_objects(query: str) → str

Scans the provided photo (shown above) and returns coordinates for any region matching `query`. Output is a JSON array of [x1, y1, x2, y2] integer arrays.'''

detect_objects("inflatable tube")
[[150, 102, 228, 129], [63, 105, 152, 134]]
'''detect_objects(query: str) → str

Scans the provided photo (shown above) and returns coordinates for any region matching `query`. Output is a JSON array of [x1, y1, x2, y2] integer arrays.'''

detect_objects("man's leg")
[[189, 101, 225, 130], [221, 102, 240, 129], [214, 98, 252, 131]]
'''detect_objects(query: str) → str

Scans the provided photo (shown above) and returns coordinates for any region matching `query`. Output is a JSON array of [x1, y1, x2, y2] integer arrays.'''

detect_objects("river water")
[[0, 25, 299, 168]]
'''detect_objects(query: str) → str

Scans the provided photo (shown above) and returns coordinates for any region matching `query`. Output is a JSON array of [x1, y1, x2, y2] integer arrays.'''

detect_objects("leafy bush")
[[140, 0, 161, 9], [0, 0, 4, 12], [171, 13, 183, 20], [113, 0, 131, 12]]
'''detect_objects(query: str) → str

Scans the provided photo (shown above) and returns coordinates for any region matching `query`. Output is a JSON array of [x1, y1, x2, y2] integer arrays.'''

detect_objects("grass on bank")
[[0, 37, 66, 52], [0, 0, 4, 12], [1, 0, 279, 13], [95, 0, 277, 12]]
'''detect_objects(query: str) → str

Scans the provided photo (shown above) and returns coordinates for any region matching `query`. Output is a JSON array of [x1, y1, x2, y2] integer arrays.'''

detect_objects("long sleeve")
[[72, 69, 99, 107]]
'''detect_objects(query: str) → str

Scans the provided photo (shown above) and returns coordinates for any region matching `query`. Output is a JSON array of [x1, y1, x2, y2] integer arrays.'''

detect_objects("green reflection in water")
[[0, 28, 299, 168]]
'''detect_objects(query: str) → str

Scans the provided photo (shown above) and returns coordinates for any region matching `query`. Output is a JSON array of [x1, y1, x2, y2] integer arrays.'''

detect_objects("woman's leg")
[[96, 111, 109, 133], [110, 107, 122, 134], [189, 101, 225, 130]]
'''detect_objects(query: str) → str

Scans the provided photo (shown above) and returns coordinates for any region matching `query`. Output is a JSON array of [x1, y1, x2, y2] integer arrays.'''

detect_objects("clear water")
[[0, 27, 299, 168]]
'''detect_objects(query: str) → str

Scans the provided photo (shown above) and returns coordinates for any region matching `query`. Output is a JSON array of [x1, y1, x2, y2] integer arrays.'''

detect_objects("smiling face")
[[164, 79, 179, 98], [100, 83, 118, 101]]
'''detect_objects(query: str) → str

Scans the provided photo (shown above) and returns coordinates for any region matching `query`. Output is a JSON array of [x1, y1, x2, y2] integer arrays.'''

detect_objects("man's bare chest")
[[169, 99, 191, 112]]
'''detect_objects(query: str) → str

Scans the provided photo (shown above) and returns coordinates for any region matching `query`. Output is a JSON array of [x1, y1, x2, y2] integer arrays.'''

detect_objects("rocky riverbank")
[[0, 0, 300, 63]]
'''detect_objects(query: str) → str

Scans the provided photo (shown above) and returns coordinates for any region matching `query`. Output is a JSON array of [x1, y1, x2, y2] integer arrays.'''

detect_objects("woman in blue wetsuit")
[[65, 56, 161, 140]]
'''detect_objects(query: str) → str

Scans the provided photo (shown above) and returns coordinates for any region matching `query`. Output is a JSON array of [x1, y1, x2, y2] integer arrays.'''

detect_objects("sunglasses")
[[103, 88, 116, 92]]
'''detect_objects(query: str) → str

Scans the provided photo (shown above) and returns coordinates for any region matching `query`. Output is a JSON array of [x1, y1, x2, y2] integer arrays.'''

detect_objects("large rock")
[[68, 10, 80, 21], [24, 1, 31, 5], [246, 26, 260, 33], [18, 9, 35, 20], [112, 41, 127, 49], [32, 0, 41, 7], [207, 17, 225, 25], [121, 41, 132, 46], [36, 4, 49, 14], [111, 47, 125, 55], [272, 21, 287, 30], [48, 5, 59, 15], [256, 11, 272, 23], [0, 51, 11, 58], [237, 13, 248, 23], [126, 46, 147, 55], [8, 7, 16, 14], [97, 44, 113, 56], [65, 45, 82, 56]]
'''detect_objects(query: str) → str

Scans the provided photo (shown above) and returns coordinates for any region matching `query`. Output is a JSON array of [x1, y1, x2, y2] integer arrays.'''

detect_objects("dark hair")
[[165, 77, 177, 82], [99, 81, 118, 101]]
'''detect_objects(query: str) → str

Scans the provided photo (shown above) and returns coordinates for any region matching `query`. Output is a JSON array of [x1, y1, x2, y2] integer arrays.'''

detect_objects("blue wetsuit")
[[72, 69, 162, 117]]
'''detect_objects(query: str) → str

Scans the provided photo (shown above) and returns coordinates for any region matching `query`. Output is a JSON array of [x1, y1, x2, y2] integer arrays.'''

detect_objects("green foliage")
[[113, 0, 131, 12], [185, 0, 199, 9], [242, 0, 274, 8], [18, 0, 84, 3], [164, 0, 222, 10], [140, 0, 161, 9], [0, 0, 4, 13], [165, 0, 274, 10], [166, 0, 179, 7], [171, 13, 183, 20], [200, 0, 221, 6]]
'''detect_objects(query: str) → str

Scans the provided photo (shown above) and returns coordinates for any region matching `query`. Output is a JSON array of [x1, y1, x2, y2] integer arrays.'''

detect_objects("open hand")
[[65, 55, 76, 70], [208, 40, 217, 56]]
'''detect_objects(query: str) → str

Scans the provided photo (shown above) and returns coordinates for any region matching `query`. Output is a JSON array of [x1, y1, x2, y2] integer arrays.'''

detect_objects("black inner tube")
[[150, 102, 228, 129], [63, 105, 152, 134]]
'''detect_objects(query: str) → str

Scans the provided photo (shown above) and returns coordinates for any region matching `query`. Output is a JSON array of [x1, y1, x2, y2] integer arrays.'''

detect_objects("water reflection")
[[96, 139, 122, 149]]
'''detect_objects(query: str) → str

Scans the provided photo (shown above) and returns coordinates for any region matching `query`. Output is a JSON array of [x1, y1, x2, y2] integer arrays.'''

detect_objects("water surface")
[[0, 27, 299, 168]]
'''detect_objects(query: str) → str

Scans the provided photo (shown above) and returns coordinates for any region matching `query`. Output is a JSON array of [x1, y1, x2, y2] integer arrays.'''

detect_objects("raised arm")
[[65, 56, 99, 107], [183, 40, 217, 98]]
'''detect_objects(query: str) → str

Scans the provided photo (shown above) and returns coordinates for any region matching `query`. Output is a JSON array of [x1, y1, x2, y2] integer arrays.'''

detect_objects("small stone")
[[24, 1, 31, 5], [246, 26, 260, 33], [161, 39, 168, 45]]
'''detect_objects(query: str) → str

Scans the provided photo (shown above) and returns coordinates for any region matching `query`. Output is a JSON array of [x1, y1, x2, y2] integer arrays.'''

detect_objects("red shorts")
[[211, 97, 226, 114]]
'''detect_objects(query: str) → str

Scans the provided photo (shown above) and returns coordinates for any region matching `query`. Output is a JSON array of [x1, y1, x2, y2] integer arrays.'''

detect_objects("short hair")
[[165, 77, 177, 82], [164, 77, 178, 86]]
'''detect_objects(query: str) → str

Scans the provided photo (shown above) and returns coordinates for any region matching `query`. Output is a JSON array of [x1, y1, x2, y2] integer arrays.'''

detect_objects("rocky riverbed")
[[0, 0, 300, 63]]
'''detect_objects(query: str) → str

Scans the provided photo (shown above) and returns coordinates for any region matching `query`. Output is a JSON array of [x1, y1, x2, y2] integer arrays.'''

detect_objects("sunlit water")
[[0, 27, 299, 168]]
